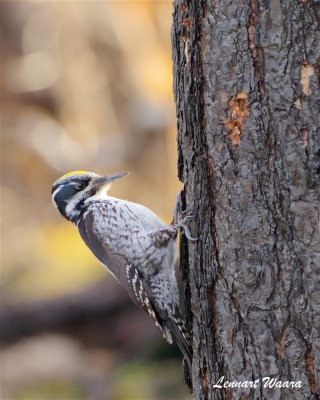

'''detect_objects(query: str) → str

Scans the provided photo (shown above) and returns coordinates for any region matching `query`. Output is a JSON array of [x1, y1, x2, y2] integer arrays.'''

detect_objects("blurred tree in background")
[[0, 2, 190, 399]]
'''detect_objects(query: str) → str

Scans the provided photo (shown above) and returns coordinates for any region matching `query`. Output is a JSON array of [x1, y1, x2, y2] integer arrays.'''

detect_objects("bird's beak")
[[94, 172, 128, 192]]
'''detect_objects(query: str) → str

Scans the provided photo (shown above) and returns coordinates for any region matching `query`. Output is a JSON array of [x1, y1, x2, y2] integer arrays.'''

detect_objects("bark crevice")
[[172, 1, 320, 399]]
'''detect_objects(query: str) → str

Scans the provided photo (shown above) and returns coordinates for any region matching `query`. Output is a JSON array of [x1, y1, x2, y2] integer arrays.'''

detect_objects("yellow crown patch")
[[59, 170, 88, 180]]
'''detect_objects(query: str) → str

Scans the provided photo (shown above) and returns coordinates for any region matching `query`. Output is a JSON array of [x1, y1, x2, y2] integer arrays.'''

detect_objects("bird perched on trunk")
[[51, 171, 194, 370]]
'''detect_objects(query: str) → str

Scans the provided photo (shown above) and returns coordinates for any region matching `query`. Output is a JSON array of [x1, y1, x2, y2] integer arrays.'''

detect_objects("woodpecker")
[[51, 171, 194, 368]]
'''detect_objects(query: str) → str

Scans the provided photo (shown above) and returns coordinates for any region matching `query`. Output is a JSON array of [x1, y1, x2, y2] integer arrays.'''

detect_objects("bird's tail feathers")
[[165, 318, 193, 390], [165, 318, 192, 370]]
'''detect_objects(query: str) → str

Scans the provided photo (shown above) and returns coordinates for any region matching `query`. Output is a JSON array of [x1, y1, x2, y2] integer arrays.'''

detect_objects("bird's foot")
[[171, 190, 198, 241], [172, 210, 198, 241]]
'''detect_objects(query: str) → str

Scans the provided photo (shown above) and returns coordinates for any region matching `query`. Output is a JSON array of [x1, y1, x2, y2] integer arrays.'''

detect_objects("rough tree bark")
[[172, 1, 320, 399]]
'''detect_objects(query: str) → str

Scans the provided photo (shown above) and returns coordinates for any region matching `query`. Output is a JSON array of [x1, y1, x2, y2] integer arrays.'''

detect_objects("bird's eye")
[[75, 182, 86, 190]]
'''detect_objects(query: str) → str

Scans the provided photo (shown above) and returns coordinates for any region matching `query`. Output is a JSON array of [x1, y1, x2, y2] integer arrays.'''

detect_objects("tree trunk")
[[171, 1, 320, 399]]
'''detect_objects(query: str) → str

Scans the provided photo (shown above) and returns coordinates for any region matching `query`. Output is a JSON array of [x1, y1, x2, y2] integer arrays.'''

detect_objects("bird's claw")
[[174, 210, 198, 241], [172, 191, 198, 241], [179, 223, 198, 241]]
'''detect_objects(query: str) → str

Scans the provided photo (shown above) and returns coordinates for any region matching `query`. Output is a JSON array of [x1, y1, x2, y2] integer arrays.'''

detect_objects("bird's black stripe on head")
[[52, 175, 92, 221], [52, 185, 75, 219], [51, 175, 91, 194]]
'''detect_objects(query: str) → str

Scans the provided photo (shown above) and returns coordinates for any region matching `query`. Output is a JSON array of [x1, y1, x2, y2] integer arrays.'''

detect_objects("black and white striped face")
[[51, 171, 97, 222], [51, 171, 128, 222]]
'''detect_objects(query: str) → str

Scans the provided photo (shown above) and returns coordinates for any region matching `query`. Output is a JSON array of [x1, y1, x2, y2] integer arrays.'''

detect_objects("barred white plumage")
[[51, 171, 193, 368]]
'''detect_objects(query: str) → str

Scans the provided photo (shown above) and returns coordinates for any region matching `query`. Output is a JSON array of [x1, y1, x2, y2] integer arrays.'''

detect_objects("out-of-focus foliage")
[[10, 223, 104, 300], [2, 334, 189, 400], [0, 1, 189, 399]]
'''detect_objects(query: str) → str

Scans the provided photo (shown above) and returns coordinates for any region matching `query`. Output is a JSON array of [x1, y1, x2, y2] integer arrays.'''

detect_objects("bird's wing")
[[120, 200, 167, 230], [77, 211, 169, 340]]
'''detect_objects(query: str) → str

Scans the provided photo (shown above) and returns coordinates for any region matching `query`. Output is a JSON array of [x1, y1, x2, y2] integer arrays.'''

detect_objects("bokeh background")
[[0, 1, 190, 399]]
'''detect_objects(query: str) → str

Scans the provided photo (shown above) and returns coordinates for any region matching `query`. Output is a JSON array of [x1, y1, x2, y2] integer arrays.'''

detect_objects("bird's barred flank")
[[125, 263, 165, 333]]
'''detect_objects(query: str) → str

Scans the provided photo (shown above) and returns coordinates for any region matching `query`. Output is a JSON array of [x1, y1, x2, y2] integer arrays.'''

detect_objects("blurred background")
[[0, 1, 189, 399]]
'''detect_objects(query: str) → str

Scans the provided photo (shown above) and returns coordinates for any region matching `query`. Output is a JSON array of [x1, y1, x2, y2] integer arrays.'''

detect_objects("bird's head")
[[51, 171, 128, 222]]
